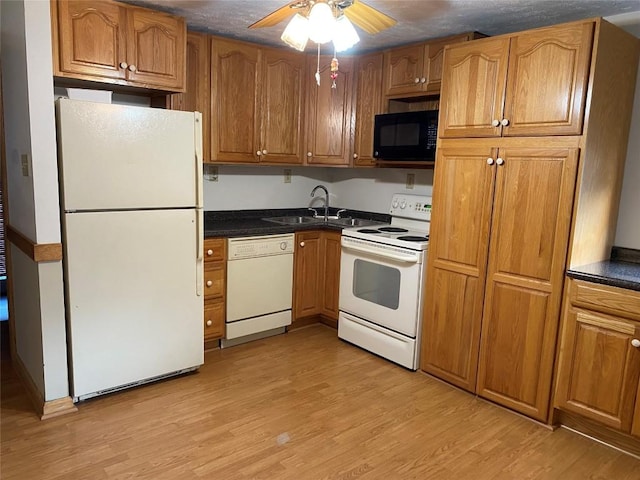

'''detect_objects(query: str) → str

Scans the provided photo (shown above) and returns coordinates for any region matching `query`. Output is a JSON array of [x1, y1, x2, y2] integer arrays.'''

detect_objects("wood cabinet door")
[[125, 7, 185, 90], [353, 53, 383, 167], [171, 32, 210, 162], [211, 38, 261, 162], [55, 0, 127, 81], [555, 307, 640, 432], [320, 231, 341, 321], [420, 143, 497, 392], [476, 147, 578, 421], [632, 381, 640, 437], [293, 231, 322, 319], [382, 44, 426, 96], [502, 22, 593, 137], [260, 48, 305, 164], [439, 37, 510, 138], [305, 56, 354, 166]]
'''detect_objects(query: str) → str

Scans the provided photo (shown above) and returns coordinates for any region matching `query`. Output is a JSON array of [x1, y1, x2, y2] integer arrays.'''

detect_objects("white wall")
[[1, 0, 69, 400], [608, 12, 640, 249], [203, 165, 433, 213]]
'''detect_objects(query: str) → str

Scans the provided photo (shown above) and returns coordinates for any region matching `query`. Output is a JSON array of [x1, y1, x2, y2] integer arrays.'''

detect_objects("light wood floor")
[[2, 325, 639, 479]]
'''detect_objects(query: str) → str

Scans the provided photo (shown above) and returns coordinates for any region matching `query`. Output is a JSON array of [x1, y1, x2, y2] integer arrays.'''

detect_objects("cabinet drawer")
[[204, 263, 225, 299], [204, 300, 225, 340], [571, 280, 640, 322], [204, 238, 226, 262]]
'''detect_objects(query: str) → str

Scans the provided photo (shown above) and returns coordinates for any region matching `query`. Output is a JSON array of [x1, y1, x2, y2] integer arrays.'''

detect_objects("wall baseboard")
[[12, 350, 77, 420]]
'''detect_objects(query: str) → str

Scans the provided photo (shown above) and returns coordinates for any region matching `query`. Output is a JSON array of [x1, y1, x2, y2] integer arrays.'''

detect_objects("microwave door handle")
[[342, 243, 419, 264]]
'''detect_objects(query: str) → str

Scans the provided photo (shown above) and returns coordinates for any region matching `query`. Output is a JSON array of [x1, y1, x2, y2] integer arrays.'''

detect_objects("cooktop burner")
[[378, 226, 408, 233], [357, 228, 382, 234], [397, 235, 429, 242]]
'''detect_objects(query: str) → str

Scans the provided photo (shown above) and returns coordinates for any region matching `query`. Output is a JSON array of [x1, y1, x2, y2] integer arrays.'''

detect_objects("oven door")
[[339, 236, 424, 337]]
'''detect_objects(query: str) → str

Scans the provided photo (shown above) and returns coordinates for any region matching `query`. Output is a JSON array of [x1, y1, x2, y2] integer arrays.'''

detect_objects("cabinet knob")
[[128, 64, 137, 72], [491, 119, 500, 127], [353, 153, 358, 159], [307, 152, 313, 157], [501, 118, 510, 126], [119, 62, 128, 69], [256, 151, 262, 156], [262, 149, 268, 155], [299, 241, 305, 247], [486, 157, 495, 165], [414, 78, 420, 84], [496, 157, 505, 166], [206, 280, 213, 287], [632, 339, 640, 348], [420, 77, 426, 83], [207, 249, 213, 256], [206, 320, 212, 327]]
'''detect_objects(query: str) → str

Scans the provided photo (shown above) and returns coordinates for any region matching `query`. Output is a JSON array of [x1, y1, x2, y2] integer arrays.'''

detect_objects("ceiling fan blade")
[[249, 3, 299, 29], [343, 0, 396, 34]]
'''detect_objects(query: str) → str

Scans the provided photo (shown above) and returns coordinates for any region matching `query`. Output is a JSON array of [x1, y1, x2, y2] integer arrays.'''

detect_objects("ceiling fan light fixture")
[[332, 15, 360, 52], [308, 2, 336, 44], [281, 13, 309, 51]]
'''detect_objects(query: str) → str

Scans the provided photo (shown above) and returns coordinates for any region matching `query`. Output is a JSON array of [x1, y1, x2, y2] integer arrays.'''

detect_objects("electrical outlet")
[[206, 166, 218, 182], [21, 154, 29, 177], [284, 169, 292, 183], [406, 173, 415, 189]]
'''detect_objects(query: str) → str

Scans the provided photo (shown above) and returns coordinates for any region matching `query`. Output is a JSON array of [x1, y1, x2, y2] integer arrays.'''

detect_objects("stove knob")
[[392, 200, 399, 208], [400, 201, 407, 209]]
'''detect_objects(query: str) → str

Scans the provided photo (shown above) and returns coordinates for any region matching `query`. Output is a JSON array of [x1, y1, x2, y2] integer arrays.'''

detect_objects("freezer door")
[[56, 99, 201, 211], [63, 209, 203, 399]]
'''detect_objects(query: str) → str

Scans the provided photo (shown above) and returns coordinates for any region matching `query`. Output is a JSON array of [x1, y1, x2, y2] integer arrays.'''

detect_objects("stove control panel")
[[390, 194, 432, 221]]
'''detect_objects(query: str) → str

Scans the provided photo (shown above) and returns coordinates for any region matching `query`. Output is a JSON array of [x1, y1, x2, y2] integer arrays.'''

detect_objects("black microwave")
[[373, 110, 438, 161]]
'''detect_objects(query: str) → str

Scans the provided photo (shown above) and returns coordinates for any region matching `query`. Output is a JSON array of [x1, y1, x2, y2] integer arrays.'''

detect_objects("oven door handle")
[[342, 243, 419, 263]]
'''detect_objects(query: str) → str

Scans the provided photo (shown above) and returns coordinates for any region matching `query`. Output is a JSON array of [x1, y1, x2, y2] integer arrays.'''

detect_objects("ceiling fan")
[[249, 1, 397, 36]]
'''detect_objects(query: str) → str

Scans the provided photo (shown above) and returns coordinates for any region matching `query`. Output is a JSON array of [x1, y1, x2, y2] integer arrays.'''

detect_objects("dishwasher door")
[[226, 253, 294, 322]]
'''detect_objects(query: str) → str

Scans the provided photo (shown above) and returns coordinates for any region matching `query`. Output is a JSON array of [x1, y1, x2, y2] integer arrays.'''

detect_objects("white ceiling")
[[125, 0, 640, 53]]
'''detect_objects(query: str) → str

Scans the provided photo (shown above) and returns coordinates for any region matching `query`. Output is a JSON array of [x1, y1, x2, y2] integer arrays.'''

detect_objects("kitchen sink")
[[263, 215, 384, 228]]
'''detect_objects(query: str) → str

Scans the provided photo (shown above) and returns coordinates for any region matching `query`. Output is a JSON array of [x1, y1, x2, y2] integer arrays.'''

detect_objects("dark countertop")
[[204, 207, 391, 238], [567, 247, 640, 292]]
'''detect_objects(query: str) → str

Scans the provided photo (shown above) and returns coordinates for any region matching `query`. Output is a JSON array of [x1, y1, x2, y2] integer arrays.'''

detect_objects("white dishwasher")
[[222, 234, 295, 348]]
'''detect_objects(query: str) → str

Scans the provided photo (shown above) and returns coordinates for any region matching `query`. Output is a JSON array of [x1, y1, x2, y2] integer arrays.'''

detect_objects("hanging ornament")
[[315, 44, 321, 86], [330, 51, 339, 89]]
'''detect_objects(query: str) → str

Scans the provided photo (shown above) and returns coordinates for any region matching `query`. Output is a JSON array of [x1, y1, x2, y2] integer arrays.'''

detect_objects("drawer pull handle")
[[632, 339, 640, 348], [206, 280, 213, 287], [206, 320, 212, 327], [207, 249, 213, 256]]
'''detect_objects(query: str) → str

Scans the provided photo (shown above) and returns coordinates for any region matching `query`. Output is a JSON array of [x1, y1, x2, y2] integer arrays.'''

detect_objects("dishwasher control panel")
[[227, 234, 295, 260]]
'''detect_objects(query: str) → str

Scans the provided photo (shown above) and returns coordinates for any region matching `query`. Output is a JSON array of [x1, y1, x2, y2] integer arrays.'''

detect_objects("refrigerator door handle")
[[194, 112, 203, 209], [196, 209, 203, 296]]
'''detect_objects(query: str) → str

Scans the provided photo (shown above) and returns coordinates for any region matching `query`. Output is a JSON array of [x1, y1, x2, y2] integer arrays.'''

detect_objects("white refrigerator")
[[56, 99, 204, 401]]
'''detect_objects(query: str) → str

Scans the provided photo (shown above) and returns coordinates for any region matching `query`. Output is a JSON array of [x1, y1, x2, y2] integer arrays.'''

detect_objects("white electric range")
[[338, 194, 432, 370]]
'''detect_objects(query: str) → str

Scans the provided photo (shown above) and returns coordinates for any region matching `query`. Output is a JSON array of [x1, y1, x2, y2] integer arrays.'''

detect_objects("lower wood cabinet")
[[203, 238, 226, 341], [293, 230, 341, 326], [554, 279, 640, 436]]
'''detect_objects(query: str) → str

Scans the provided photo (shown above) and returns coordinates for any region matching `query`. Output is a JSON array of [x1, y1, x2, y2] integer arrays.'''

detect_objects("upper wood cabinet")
[[555, 280, 640, 435], [210, 38, 305, 164], [440, 22, 593, 138], [353, 53, 383, 167], [170, 32, 210, 162], [421, 140, 579, 422], [382, 33, 477, 98], [304, 56, 355, 166], [51, 0, 186, 92]]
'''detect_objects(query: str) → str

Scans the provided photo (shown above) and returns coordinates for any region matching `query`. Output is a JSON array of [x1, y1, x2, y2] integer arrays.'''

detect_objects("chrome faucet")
[[310, 184, 329, 221]]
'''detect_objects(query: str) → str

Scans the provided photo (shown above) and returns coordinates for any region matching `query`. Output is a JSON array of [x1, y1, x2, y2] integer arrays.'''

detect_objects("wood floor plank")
[[2, 325, 639, 479]]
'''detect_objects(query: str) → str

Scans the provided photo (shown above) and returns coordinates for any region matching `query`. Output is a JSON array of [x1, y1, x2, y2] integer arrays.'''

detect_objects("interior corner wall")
[[608, 12, 640, 250], [1, 0, 69, 401]]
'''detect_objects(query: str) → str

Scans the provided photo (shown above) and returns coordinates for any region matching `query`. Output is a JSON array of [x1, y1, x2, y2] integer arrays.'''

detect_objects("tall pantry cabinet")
[[420, 19, 640, 422]]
